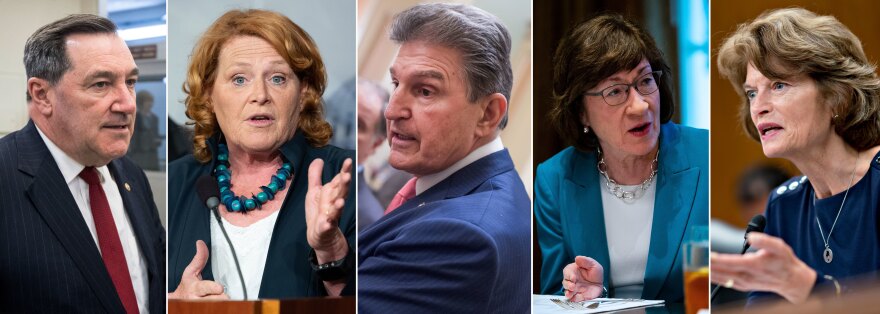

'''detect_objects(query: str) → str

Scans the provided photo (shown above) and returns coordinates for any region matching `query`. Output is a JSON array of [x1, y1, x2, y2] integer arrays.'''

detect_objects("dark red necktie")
[[79, 167, 139, 314]]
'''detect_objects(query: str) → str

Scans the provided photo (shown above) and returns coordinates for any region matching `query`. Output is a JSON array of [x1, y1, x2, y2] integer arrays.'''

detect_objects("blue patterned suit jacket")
[[358, 149, 531, 313]]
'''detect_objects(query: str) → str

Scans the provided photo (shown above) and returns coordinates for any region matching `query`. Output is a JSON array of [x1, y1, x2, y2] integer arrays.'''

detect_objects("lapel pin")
[[124, 183, 131, 192], [418, 202, 426, 207]]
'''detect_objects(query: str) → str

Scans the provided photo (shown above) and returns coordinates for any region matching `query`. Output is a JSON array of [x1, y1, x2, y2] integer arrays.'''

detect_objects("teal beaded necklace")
[[214, 143, 292, 212]]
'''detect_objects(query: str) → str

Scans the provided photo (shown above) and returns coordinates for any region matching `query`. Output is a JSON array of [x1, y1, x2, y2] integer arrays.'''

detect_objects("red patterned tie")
[[79, 167, 139, 314], [385, 177, 418, 215]]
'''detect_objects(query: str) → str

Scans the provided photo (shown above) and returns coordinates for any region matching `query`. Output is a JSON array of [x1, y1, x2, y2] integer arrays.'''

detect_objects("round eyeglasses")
[[585, 71, 663, 106]]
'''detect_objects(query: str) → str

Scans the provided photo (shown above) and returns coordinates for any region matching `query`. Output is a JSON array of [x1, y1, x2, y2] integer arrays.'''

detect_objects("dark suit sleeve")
[[358, 218, 499, 313], [534, 161, 569, 295]]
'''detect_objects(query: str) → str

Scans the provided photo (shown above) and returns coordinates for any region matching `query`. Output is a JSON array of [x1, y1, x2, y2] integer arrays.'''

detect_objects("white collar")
[[415, 136, 504, 195], [36, 124, 108, 184]]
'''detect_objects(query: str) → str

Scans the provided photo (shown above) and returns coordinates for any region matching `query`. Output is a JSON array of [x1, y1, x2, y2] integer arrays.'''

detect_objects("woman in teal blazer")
[[535, 14, 708, 302]]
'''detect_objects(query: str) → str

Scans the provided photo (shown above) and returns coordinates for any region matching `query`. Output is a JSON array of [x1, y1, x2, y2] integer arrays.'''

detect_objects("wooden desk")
[[713, 280, 880, 314]]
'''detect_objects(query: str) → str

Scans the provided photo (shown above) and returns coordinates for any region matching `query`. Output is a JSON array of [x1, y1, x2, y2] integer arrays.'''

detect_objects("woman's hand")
[[305, 158, 353, 264], [711, 232, 817, 303], [562, 256, 605, 302], [168, 240, 229, 300]]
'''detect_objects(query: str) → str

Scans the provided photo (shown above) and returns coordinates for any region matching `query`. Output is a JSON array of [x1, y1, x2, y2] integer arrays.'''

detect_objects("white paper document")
[[532, 294, 665, 313]]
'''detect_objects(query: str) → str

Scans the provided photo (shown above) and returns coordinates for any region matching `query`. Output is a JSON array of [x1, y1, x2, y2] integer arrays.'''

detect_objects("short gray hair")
[[390, 3, 513, 129], [23, 14, 118, 101]]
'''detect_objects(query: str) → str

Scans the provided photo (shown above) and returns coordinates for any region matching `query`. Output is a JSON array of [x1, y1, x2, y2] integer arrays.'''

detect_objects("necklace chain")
[[814, 152, 859, 259], [597, 147, 659, 200]]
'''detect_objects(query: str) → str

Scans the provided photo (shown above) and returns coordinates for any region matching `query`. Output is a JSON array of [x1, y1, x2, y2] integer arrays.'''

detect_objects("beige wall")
[[0, 0, 99, 136]]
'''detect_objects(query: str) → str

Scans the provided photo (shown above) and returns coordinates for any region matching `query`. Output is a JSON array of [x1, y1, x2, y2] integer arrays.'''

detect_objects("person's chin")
[[97, 146, 129, 164], [760, 142, 787, 159]]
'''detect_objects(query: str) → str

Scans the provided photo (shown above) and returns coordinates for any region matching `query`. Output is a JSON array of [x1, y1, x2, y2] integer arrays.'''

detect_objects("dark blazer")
[[167, 131, 356, 298], [748, 149, 880, 305], [358, 149, 531, 313], [357, 170, 385, 232], [0, 120, 166, 313], [535, 123, 709, 302]]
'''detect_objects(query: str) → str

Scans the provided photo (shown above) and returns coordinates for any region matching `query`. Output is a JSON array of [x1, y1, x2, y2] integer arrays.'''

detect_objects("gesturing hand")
[[168, 240, 229, 300], [711, 232, 817, 304], [305, 158, 353, 264], [562, 256, 605, 302]]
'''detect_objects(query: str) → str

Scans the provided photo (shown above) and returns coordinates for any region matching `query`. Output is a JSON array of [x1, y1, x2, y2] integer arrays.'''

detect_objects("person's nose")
[[249, 78, 270, 105], [385, 87, 411, 122], [625, 85, 649, 116], [749, 90, 772, 119], [112, 84, 136, 115]]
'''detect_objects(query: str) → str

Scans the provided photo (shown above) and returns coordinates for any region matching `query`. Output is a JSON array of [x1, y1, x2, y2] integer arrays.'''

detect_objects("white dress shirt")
[[415, 136, 505, 195], [210, 210, 280, 300], [599, 175, 656, 299], [36, 126, 149, 314]]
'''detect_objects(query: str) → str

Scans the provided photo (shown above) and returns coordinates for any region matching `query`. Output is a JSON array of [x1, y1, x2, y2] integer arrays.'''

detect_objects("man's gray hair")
[[390, 3, 513, 129], [23, 14, 118, 101]]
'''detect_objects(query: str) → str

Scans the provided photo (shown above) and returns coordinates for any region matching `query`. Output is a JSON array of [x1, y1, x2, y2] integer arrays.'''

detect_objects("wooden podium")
[[169, 296, 354, 314]]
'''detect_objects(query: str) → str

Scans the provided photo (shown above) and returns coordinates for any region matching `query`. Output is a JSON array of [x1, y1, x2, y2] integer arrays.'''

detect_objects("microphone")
[[741, 214, 766, 254], [196, 175, 220, 210], [710, 214, 766, 302], [195, 175, 247, 299]]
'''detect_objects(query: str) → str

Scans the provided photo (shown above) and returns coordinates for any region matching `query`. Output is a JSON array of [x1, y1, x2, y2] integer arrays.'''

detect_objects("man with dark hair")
[[358, 3, 529, 313], [0, 14, 165, 313]]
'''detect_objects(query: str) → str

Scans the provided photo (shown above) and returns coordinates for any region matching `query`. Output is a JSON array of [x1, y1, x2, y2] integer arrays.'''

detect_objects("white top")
[[210, 210, 280, 300], [599, 175, 656, 299], [36, 125, 149, 313], [415, 136, 505, 195]]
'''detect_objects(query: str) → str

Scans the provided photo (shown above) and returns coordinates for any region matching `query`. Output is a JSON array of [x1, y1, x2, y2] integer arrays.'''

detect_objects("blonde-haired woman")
[[712, 7, 880, 305]]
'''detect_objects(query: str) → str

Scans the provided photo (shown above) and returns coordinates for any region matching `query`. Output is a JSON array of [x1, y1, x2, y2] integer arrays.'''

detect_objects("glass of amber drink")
[[683, 226, 709, 314]]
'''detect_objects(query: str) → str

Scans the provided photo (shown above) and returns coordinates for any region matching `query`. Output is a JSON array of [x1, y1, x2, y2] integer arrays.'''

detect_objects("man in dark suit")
[[356, 78, 393, 231], [0, 14, 165, 313], [358, 3, 530, 313]]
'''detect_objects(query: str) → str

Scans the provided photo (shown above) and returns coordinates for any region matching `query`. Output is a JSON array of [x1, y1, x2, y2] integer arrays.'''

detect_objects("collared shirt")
[[36, 126, 149, 314], [415, 136, 505, 195]]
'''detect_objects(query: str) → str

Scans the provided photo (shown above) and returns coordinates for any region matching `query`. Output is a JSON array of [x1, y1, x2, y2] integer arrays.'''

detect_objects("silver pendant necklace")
[[597, 147, 659, 200], [814, 153, 859, 264]]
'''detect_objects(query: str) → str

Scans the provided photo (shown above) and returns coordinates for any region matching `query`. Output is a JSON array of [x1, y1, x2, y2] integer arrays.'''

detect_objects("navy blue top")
[[748, 149, 880, 304]]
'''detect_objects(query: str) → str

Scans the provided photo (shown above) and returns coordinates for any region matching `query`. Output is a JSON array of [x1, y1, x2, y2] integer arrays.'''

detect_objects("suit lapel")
[[18, 121, 123, 313], [386, 149, 516, 216], [564, 150, 613, 290], [642, 124, 698, 300]]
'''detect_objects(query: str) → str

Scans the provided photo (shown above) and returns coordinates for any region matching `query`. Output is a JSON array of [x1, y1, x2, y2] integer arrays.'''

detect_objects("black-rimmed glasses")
[[585, 71, 663, 106]]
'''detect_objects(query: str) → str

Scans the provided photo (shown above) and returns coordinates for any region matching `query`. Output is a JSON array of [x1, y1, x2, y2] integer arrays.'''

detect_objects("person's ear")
[[475, 93, 507, 137], [27, 77, 53, 116], [580, 110, 590, 129]]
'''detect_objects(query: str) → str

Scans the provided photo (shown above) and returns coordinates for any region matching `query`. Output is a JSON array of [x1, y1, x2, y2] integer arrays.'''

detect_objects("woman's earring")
[[584, 127, 590, 134]]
